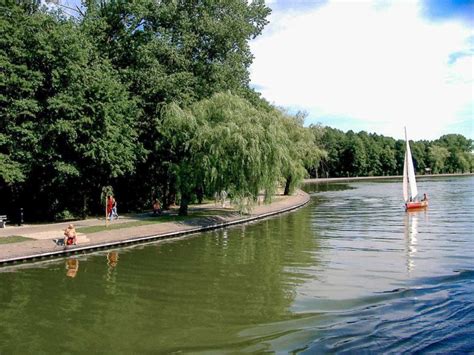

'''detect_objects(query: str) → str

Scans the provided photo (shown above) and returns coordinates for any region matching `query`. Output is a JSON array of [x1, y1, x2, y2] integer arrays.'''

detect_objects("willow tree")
[[160, 93, 288, 215], [277, 111, 327, 195], [194, 93, 287, 206]]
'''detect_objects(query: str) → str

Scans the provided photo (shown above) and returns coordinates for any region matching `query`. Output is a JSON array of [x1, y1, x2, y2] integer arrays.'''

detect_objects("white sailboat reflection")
[[404, 213, 418, 273]]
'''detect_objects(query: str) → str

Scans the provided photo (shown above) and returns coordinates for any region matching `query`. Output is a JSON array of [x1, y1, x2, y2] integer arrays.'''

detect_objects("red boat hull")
[[405, 201, 428, 210]]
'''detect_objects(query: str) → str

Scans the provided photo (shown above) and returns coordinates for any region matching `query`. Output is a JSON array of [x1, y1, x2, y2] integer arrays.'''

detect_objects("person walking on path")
[[111, 197, 119, 220], [220, 190, 227, 208], [107, 195, 114, 221]]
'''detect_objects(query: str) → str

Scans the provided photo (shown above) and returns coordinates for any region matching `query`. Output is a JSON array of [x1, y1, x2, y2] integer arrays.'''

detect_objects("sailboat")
[[403, 127, 428, 211]]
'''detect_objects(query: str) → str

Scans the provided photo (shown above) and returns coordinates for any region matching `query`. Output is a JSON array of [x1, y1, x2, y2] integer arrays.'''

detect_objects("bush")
[[55, 209, 75, 221]]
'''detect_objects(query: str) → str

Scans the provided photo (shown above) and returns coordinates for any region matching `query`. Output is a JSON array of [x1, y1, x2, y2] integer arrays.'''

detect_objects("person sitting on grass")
[[64, 224, 77, 246]]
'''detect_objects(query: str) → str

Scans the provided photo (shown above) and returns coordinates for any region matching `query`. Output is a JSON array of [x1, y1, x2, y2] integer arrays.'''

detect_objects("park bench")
[[0, 215, 8, 228]]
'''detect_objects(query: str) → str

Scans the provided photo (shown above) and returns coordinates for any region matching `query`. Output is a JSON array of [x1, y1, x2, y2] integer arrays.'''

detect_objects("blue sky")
[[250, 0, 474, 140]]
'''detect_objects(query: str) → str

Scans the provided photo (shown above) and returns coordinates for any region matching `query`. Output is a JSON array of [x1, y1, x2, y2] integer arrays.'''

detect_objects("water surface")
[[0, 176, 473, 353]]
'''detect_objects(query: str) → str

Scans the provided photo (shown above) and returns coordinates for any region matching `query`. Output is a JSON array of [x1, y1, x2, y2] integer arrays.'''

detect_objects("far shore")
[[304, 172, 473, 184]]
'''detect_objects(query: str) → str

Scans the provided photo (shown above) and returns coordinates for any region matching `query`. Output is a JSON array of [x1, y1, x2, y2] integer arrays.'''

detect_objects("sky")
[[249, 0, 474, 140]]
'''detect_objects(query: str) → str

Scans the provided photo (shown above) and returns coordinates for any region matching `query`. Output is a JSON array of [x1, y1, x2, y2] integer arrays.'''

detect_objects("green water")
[[0, 204, 320, 353], [1, 177, 473, 353]]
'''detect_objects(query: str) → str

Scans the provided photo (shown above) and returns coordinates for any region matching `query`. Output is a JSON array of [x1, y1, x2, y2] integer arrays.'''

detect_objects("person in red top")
[[107, 195, 114, 220]]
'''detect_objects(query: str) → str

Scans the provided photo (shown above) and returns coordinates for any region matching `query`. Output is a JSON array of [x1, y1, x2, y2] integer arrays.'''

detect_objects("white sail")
[[404, 128, 418, 201], [403, 149, 409, 202]]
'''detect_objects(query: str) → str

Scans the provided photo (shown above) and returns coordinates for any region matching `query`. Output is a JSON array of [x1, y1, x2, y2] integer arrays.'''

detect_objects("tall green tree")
[[0, 4, 142, 219], [428, 145, 450, 174], [340, 131, 368, 177], [358, 131, 381, 176], [411, 141, 428, 174], [319, 127, 346, 177], [0, 4, 42, 186], [434, 134, 473, 173], [79, 0, 272, 210], [379, 141, 397, 175]]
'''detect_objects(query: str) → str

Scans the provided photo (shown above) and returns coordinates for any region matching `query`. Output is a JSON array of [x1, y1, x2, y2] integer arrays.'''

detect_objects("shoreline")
[[0, 191, 310, 267], [304, 172, 473, 184], [2, 172, 472, 267]]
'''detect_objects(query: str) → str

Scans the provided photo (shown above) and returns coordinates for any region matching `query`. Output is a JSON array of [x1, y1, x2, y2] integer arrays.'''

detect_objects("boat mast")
[[403, 128, 409, 202], [404, 127, 418, 201]]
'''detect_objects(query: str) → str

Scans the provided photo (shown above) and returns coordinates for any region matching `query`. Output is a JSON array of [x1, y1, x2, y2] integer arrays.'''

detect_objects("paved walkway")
[[0, 191, 310, 265]]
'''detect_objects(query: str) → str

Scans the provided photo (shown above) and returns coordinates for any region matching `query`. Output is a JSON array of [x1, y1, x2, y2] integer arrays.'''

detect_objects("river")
[[0, 176, 473, 353]]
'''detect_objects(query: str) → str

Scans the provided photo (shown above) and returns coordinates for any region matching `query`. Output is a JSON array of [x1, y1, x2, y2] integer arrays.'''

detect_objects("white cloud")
[[250, 0, 473, 140]]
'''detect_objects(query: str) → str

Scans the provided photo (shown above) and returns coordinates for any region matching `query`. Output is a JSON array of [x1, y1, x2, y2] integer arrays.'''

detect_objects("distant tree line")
[[308, 127, 473, 178]]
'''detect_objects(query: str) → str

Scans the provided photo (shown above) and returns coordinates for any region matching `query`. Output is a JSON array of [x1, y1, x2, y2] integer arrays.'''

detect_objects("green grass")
[[77, 220, 164, 234], [76, 210, 235, 235], [0, 236, 34, 244]]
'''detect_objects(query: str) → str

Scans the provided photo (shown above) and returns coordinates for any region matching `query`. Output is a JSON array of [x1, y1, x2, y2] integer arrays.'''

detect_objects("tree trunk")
[[179, 192, 190, 216], [284, 176, 292, 195], [81, 195, 87, 220], [163, 177, 177, 209], [196, 185, 203, 204]]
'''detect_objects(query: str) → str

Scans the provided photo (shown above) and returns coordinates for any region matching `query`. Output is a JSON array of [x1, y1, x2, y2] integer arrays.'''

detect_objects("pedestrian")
[[220, 190, 227, 208], [107, 195, 118, 220], [107, 195, 114, 220], [111, 197, 119, 220]]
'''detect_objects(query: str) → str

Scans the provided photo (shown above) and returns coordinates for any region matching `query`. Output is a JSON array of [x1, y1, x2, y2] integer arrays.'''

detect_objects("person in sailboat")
[[421, 193, 428, 202]]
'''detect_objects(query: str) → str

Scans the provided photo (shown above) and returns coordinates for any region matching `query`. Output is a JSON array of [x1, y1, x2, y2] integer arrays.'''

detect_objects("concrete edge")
[[0, 191, 310, 267]]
